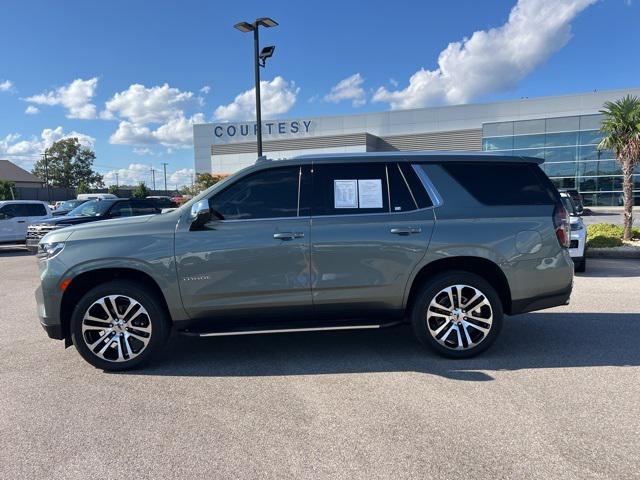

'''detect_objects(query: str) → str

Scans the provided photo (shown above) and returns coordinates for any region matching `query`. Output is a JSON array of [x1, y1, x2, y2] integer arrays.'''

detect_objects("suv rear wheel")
[[70, 280, 170, 371], [411, 271, 503, 358]]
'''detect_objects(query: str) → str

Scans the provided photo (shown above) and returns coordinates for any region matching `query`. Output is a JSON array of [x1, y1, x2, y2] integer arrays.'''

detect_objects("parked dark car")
[[26, 198, 161, 251], [51, 199, 89, 217], [146, 196, 178, 209]]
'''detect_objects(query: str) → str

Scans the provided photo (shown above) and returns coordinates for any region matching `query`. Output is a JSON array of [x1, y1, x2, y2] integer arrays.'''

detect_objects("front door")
[[175, 165, 312, 322], [309, 161, 435, 319]]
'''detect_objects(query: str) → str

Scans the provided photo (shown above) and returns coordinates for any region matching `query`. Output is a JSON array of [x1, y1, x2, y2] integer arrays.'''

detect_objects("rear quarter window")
[[441, 162, 556, 205]]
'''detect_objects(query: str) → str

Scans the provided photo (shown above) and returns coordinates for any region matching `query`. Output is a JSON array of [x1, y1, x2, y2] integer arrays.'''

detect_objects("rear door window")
[[387, 163, 417, 212], [312, 163, 389, 216], [131, 200, 159, 216], [22, 203, 47, 216], [441, 162, 556, 205]]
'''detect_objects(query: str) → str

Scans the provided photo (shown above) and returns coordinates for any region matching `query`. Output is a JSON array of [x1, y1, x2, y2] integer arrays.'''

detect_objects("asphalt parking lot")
[[1, 250, 639, 480]]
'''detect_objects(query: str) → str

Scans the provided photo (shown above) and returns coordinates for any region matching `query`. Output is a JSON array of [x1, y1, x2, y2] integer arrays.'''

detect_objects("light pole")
[[234, 17, 278, 158]]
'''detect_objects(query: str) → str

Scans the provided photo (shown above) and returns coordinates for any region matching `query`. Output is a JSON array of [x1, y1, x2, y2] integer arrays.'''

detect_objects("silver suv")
[[35, 152, 574, 371]]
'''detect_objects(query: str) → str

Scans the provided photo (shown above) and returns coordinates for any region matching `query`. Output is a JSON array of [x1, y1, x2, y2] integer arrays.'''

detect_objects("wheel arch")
[[405, 256, 513, 315], [60, 267, 173, 343]]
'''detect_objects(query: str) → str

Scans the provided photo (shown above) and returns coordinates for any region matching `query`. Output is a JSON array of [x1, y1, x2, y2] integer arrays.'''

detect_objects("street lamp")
[[234, 17, 278, 158]]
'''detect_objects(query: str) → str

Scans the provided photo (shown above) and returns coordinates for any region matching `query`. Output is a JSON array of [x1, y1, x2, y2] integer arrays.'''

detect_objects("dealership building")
[[193, 87, 640, 206]]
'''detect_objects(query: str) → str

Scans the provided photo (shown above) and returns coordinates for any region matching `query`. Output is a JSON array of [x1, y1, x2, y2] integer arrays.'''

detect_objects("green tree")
[[0, 180, 16, 200], [32, 138, 104, 189], [76, 181, 90, 194], [598, 95, 640, 240], [181, 172, 229, 196], [132, 182, 150, 198], [107, 184, 119, 195]]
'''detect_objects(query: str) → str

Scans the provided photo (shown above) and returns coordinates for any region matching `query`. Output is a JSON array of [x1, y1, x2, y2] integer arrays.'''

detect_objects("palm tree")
[[598, 95, 640, 241]]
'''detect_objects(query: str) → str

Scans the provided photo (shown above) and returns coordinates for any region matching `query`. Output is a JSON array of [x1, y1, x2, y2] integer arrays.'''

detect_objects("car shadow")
[[124, 311, 640, 381], [0, 246, 32, 257], [579, 258, 640, 278]]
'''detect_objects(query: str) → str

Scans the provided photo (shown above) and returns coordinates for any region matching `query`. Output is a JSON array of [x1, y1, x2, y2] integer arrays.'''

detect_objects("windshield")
[[58, 200, 84, 210], [561, 195, 577, 216], [68, 200, 113, 217]]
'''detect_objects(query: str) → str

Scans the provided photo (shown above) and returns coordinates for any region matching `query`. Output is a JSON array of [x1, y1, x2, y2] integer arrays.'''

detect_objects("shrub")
[[586, 223, 640, 248]]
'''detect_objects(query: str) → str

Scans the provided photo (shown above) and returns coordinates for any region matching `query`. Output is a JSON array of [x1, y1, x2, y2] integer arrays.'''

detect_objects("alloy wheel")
[[81, 295, 153, 363], [425, 284, 493, 351]]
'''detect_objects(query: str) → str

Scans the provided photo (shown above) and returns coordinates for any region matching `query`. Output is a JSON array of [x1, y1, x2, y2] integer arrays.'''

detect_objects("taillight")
[[553, 204, 570, 248]]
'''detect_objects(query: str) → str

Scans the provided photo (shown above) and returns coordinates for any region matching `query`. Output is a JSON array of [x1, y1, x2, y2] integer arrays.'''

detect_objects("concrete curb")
[[587, 248, 640, 259]]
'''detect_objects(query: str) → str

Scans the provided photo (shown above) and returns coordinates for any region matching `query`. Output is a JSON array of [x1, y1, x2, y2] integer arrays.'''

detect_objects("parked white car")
[[0, 200, 51, 244], [560, 192, 586, 272], [76, 193, 118, 201]]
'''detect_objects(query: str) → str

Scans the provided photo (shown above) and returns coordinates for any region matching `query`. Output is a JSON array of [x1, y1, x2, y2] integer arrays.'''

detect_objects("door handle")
[[274, 232, 305, 240], [390, 227, 421, 235], [17, 220, 26, 224]]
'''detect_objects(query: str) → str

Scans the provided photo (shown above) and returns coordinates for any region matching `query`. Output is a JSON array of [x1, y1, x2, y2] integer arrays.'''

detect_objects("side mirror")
[[190, 199, 212, 230]]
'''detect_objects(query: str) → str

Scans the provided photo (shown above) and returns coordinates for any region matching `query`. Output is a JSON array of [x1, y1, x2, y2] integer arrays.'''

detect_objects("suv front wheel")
[[411, 271, 503, 358], [70, 280, 170, 371]]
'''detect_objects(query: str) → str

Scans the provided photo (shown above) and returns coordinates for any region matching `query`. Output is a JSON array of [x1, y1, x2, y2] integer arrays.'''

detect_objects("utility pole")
[[161, 162, 168, 193], [115, 172, 119, 188], [151, 167, 156, 191]]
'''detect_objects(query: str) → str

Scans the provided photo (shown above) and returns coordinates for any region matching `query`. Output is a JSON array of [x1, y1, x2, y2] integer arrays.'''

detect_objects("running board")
[[180, 323, 389, 338]]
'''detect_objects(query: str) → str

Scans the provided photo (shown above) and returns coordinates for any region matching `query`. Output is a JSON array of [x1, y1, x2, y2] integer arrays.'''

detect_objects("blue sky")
[[0, 0, 638, 187]]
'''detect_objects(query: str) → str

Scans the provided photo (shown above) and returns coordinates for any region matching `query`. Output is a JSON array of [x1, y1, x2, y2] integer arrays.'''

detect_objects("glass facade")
[[482, 114, 640, 206]]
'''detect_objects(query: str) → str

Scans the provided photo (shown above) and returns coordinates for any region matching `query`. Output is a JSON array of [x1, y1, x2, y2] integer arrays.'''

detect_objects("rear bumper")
[[510, 284, 572, 315]]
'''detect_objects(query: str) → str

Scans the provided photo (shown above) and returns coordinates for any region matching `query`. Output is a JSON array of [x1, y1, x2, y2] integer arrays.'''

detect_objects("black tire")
[[411, 271, 503, 359], [574, 258, 586, 273], [70, 280, 170, 371]]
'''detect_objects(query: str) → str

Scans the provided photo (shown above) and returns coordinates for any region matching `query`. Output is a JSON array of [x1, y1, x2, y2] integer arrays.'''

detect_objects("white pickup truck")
[[0, 201, 51, 244]]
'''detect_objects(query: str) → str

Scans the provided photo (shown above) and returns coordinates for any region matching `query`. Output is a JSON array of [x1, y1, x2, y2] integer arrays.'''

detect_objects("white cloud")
[[104, 83, 203, 148], [153, 113, 205, 147], [110, 112, 204, 148], [103, 83, 193, 124], [25, 77, 98, 119], [373, 0, 596, 109], [133, 147, 153, 156], [101, 163, 194, 188], [0, 127, 95, 168], [0, 80, 14, 92], [200, 85, 211, 94], [324, 73, 366, 107], [214, 76, 299, 121], [25, 105, 39, 115]]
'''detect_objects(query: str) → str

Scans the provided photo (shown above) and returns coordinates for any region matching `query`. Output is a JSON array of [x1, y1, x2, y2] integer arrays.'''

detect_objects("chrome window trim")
[[412, 164, 443, 207]]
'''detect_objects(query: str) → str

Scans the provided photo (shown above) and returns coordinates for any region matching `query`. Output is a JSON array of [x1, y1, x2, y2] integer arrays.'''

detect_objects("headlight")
[[37, 242, 65, 260]]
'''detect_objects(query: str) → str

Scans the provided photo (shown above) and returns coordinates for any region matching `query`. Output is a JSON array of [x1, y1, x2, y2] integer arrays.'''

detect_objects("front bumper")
[[26, 238, 40, 252], [35, 263, 66, 341]]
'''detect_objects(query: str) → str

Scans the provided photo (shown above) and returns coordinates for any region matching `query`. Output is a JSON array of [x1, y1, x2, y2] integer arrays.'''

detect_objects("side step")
[[180, 322, 401, 338]]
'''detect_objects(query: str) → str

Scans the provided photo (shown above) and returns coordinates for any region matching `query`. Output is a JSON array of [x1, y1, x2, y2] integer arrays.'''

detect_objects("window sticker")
[[358, 179, 383, 209], [334, 180, 358, 208]]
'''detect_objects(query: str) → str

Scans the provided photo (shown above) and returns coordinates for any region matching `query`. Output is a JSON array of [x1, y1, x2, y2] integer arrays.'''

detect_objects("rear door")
[[175, 165, 312, 321], [309, 161, 435, 319], [23, 203, 49, 225]]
